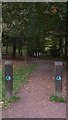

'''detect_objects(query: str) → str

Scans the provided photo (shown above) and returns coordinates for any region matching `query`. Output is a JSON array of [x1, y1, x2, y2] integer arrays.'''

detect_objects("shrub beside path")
[[2, 59, 66, 118]]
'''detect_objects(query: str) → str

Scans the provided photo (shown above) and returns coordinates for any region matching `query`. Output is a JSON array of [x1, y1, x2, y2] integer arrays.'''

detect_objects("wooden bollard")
[[54, 61, 63, 97], [5, 61, 13, 98]]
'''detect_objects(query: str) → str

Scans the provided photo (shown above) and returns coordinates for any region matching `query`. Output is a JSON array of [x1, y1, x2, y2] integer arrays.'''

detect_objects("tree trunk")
[[38, 51, 39, 58], [65, 3, 68, 60], [18, 45, 22, 56], [12, 46, 16, 58], [60, 38, 63, 58], [6, 45, 8, 53], [59, 35, 62, 58], [36, 52, 37, 58], [65, 2, 68, 60], [65, 35, 67, 59], [18, 46, 21, 55]]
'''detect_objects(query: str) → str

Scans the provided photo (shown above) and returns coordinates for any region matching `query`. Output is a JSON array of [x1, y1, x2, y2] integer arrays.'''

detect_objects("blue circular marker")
[[6, 76, 11, 80], [56, 76, 62, 80]]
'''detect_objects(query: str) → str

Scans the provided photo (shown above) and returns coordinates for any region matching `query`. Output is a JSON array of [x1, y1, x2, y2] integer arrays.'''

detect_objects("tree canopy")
[[2, 2, 67, 59]]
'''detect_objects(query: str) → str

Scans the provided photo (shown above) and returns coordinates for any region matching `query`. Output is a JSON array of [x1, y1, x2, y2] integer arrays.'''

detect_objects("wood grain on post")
[[5, 61, 13, 98], [55, 61, 63, 97]]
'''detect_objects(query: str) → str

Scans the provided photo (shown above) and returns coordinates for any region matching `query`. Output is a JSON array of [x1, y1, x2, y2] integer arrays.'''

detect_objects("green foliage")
[[2, 95, 20, 108], [49, 95, 65, 103]]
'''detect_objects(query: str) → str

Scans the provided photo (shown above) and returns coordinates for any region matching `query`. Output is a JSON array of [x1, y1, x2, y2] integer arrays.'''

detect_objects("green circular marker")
[[6, 76, 11, 80]]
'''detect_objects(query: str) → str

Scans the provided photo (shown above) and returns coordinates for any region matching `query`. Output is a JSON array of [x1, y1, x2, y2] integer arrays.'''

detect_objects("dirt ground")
[[2, 59, 66, 118]]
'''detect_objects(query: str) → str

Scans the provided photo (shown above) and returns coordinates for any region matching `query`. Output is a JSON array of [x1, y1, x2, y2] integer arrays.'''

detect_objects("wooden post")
[[54, 61, 63, 97], [5, 61, 13, 98]]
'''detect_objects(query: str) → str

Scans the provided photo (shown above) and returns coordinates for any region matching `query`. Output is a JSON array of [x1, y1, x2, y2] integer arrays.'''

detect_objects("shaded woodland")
[[2, 2, 68, 60]]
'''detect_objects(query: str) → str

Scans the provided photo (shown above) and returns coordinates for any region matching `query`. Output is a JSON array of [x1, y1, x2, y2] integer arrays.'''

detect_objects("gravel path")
[[2, 59, 66, 118]]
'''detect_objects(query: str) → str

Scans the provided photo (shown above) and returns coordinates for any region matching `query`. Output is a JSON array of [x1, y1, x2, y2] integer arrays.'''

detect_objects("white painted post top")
[[5, 61, 13, 65], [55, 61, 63, 66]]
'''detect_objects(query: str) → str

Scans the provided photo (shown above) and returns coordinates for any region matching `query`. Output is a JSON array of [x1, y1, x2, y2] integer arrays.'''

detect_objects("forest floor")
[[2, 58, 66, 118]]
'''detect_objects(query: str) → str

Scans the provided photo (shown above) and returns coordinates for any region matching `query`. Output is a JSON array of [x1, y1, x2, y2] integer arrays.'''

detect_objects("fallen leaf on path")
[[26, 87, 29, 90]]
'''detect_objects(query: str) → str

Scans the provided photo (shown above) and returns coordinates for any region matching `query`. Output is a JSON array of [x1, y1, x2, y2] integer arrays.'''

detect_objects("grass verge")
[[49, 95, 65, 103], [2, 64, 36, 108]]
